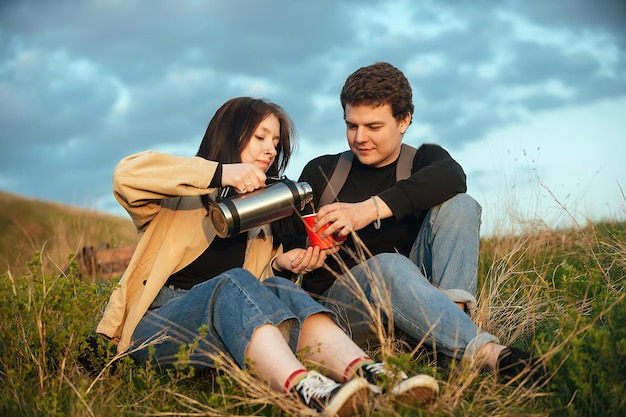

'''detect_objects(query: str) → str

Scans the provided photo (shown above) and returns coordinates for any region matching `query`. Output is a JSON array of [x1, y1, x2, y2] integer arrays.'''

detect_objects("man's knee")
[[435, 194, 482, 228], [445, 193, 481, 214]]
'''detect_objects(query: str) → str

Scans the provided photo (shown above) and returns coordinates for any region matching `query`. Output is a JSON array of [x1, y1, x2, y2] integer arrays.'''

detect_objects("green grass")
[[1, 191, 625, 416]]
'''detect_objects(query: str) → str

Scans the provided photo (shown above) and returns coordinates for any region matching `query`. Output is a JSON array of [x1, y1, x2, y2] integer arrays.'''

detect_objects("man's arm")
[[311, 144, 466, 239], [378, 143, 466, 221]]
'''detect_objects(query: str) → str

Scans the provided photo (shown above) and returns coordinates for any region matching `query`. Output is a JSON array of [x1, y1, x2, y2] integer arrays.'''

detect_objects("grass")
[[0, 191, 136, 278], [1, 190, 625, 416]]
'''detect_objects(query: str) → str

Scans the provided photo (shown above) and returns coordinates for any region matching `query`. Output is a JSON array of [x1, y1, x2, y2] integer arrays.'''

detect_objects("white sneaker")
[[293, 370, 370, 416]]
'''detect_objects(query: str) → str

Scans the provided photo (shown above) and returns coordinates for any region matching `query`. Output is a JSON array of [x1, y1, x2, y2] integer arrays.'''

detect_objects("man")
[[293, 61, 480, 312], [277, 62, 543, 382]]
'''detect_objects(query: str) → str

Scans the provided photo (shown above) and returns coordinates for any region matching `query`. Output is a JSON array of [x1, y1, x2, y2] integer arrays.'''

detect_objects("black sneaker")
[[360, 362, 439, 405], [293, 371, 370, 417], [496, 347, 547, 383]]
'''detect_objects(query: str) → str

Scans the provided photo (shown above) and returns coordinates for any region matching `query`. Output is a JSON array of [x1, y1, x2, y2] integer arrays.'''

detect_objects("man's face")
[[344, 103, 410, 168]]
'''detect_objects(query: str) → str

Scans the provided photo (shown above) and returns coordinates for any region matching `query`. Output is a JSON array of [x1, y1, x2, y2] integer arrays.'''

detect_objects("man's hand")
[[313, 196, 392, 239]]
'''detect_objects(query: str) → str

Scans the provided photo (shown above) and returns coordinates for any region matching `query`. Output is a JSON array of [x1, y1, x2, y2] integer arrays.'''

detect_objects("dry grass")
[[0, 191, 135, 277], [2, 189, 625, 416]]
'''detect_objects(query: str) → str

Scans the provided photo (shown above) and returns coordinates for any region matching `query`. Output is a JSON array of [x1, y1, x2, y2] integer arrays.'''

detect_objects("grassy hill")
[[0, 191, 625, 416], [0, 191, 136, 276]]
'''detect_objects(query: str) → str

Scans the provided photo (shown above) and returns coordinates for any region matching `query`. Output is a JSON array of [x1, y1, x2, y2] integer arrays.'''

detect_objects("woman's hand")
[[274, 246, 339, 275], [221, 163, 267, 194]]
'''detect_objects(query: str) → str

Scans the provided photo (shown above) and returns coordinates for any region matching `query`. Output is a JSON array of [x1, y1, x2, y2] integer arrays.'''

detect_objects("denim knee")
[[261, 276, 336, 325], [439, 193, 481, 222]]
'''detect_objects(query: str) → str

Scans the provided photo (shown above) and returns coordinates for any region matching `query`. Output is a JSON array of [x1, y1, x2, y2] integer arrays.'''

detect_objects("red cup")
[[302, 214, 346, 249]]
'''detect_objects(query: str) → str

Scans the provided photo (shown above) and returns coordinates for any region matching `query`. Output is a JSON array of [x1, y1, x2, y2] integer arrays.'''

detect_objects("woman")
[[96, 97, 438, 416]]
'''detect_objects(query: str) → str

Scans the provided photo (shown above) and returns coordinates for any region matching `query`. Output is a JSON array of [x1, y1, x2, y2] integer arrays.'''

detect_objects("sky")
[[1, 0, 625, 236]]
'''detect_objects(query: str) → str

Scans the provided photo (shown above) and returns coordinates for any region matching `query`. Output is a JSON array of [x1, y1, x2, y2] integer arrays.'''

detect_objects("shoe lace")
[[295, 371, 339, 405]]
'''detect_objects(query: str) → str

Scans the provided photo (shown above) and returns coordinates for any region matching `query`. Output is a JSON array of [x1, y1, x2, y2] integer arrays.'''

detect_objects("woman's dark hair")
[[197, 97, 296, 177], [340, 62, 414, 124]]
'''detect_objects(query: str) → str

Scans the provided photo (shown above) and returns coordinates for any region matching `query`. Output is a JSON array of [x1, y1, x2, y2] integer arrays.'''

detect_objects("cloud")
[[0, 0, 624, 228]]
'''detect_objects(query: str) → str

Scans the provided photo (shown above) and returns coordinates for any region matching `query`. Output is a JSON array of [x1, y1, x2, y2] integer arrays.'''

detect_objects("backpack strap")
[[318, 143, 417, 208], [396, 143, 417, 181], [319, 151, 353, 207]]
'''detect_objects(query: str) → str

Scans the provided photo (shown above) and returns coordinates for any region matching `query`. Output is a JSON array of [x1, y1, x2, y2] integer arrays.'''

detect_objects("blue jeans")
[[131, 269, 332, 369], [410, 193, 481, 295], [321, 253, 498, 361], [320, 194, 494, 361]]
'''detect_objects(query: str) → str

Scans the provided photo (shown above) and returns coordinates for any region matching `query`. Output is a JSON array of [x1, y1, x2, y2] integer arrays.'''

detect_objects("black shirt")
[[166, 231, 247, 290]]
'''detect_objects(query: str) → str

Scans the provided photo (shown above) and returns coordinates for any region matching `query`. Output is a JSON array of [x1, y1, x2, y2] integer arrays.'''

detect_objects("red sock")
[[343, 356, 374, 382], [284, 368, 308, 394]]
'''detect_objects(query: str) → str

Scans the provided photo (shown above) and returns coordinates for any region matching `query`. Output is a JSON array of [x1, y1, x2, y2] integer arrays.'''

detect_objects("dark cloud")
[[0, 0, 624, 214], [511, 0, 626, 45]]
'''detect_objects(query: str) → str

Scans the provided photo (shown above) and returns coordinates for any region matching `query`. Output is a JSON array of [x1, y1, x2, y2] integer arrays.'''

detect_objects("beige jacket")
[[96, 151, 280, 353]]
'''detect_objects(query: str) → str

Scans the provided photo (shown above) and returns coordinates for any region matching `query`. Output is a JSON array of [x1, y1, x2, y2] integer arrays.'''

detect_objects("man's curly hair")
[[340, 62, 414, 123]]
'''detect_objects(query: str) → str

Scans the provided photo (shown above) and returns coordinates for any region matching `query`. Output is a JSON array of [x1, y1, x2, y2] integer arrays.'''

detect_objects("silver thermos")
[[209, 178, 313, 238]]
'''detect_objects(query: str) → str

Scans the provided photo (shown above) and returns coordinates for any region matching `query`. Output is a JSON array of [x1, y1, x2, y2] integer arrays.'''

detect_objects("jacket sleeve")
[[378, 144, 467, 220], [113, 150, 219, 230]]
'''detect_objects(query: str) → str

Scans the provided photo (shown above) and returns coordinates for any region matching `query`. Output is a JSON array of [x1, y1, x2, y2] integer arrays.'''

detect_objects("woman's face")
[[240, 114, 280, 173]]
